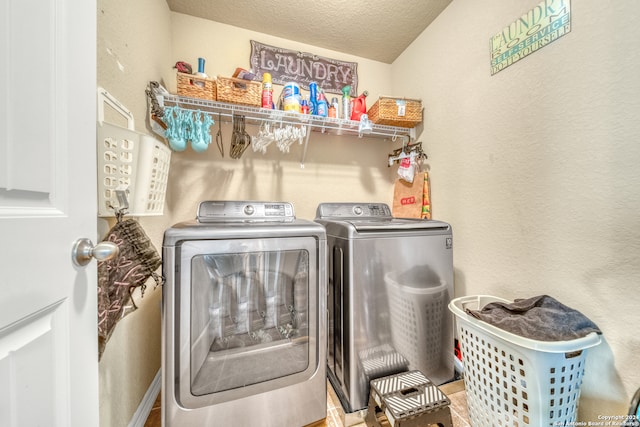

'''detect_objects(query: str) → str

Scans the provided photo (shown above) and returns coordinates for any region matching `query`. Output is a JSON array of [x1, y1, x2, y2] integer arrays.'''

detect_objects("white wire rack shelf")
[[160, 94, 416, 166]]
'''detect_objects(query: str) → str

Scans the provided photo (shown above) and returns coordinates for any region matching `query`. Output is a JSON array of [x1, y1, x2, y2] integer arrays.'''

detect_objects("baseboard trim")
[[128, 369, 161, 427]]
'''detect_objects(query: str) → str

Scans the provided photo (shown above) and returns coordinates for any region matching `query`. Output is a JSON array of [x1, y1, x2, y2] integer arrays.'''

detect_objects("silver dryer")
[[163, 201, 327, 426]]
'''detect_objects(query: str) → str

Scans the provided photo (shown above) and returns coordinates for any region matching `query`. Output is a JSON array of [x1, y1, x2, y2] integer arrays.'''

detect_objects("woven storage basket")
[[176, 72, 216, 101], [216, 75, 261, 107], [368, 97, 423, 128]]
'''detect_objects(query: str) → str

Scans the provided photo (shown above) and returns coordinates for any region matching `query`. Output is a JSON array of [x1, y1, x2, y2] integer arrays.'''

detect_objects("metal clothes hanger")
[[387, 141, 427, 167], [216, 112, 224, 157]]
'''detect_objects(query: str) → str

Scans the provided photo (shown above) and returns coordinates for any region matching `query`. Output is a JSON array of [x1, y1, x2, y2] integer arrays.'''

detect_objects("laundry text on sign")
[[250, 40, 359, 96], [490, 0, 571, 75]]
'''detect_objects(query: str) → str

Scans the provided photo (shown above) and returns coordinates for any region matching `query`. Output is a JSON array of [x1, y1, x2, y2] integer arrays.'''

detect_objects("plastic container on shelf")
[[261, 72, 273, 109], [449, 295, 602, 427]]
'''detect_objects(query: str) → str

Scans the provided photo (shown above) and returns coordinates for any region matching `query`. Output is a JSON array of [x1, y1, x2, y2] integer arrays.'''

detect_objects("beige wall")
[[98, 0, 639, 424], [393, 0, 640, 419], [97, 1, 173, 426]]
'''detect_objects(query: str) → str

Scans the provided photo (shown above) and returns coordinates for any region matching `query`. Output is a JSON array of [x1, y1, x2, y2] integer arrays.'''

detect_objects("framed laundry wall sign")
[[249, 40, 358, 96], [490, 0, 571, 75]]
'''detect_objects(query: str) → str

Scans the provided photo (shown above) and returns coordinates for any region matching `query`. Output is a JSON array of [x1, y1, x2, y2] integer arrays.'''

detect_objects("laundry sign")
[[490, 0, 571, 75], [249, 40, 358, 96]]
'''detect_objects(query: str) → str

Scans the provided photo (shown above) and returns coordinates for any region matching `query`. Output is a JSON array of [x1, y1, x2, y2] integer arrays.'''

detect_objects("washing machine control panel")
[[316, 202, 392, 219]]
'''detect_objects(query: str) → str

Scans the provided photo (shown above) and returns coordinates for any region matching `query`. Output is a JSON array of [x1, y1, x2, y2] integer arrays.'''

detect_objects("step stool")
[[364, 370, 453, 427]]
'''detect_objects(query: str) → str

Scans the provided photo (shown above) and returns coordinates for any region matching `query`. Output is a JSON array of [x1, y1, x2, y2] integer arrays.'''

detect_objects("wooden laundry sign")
[[249, 40, 358, 96]]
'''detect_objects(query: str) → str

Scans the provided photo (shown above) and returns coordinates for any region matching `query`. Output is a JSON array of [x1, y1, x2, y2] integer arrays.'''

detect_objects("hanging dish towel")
[[466, 295, 601, 342], [97, 217, 162, 359]]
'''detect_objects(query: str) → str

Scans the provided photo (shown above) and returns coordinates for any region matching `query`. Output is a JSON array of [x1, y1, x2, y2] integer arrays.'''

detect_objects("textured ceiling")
[[165, 0, 452, 64]]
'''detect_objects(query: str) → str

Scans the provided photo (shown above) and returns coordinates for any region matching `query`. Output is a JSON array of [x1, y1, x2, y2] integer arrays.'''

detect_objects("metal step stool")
[[364, 370, 453, 427]]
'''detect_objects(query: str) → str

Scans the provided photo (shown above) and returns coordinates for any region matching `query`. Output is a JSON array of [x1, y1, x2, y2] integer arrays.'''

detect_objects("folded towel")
[[466, 295, 601, 342]]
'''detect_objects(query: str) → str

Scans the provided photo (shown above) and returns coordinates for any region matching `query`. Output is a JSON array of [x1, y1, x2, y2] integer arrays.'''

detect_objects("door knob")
[[72, 238, 119, 266]]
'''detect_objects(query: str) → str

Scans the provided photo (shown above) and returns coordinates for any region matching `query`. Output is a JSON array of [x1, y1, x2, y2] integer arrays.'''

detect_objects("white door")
[[0, 0, 99, 426]]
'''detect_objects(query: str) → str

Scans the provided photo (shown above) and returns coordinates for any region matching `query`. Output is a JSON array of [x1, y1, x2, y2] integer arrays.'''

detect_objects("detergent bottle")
[[317, 89, 328, 117], [309, 82, 319, 115], [300, 97, 310, 114], [341, 85, 351, 120], [350, 90, 369, 121], [195, 57, 208, 78]]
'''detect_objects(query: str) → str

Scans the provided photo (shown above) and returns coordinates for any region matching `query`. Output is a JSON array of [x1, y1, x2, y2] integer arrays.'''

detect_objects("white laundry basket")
[[97, 122, 171, 216], [449, 295, 601, 427], [384, 271, 448, 376], [96, 87, 171, 216]]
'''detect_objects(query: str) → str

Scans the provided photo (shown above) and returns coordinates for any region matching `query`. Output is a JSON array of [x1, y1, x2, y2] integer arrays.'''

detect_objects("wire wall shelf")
[[160, 95, 416, 167]]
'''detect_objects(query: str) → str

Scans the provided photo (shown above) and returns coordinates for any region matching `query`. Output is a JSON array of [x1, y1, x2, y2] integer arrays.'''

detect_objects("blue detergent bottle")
[[309, 82, 318, 115]]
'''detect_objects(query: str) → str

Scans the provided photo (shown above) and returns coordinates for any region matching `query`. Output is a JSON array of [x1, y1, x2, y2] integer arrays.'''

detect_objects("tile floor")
[[144, 379, 470, 427]]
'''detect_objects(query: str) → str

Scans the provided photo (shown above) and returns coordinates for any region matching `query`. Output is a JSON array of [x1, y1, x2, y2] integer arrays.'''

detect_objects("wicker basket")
[[367, 96, 423, 128], [176, 72, 216, 101], [216, 75, 261, 107]]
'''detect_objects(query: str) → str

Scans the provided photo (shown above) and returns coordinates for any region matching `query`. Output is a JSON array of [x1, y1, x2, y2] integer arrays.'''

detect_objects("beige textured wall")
[[97, 1, 173, 426], [393, 0, 640, 419]]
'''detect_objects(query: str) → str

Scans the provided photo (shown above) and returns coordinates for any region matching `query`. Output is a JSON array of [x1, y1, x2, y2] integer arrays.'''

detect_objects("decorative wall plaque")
[[490, 0, 571, 75], [250, 40, 358, 96]]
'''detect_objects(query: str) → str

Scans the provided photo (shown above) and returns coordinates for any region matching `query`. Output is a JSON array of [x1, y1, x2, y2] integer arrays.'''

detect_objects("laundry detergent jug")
[[350, 90, 369, 121]]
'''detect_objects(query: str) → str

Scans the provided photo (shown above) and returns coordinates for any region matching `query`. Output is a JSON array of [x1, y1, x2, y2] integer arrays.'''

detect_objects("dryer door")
[[175, 236, 320, 409]]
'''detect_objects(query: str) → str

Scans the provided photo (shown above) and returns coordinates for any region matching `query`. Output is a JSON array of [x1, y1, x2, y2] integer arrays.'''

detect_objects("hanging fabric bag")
[[97, 216, 162, 359]]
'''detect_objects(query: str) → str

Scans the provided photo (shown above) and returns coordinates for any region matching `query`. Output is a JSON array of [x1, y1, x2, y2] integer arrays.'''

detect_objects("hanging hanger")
[[388, 141, 427, 167], [108, 189, 130, 222]]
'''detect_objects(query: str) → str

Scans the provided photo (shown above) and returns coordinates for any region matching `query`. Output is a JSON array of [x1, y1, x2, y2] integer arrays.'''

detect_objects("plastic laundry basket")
[[97, 87, 171, 217], [385, 271, 448, 376], [97, 121, 171, 216], [449, 295, 601, 427]]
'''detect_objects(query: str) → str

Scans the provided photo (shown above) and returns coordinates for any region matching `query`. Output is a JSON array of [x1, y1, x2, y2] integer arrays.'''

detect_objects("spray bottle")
[[341, 85, 351, 120], [328, 97, 339, 118], [317, 89, 328, 117], [261, 72, 273, 109]]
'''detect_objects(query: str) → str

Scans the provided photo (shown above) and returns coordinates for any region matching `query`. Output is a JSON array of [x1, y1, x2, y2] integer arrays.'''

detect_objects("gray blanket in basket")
[[465, 295, 602, 341]]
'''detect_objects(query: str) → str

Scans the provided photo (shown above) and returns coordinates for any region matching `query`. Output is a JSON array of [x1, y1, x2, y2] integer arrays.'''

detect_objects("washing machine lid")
[[315, 202, 450, 233], [346, 218, 450, 232], [197, 200, 295, 223]]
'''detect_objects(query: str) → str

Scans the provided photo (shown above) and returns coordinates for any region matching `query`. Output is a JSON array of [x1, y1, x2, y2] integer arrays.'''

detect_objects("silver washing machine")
[[315, 202, 455, 416], [162, 201, 327, 426]]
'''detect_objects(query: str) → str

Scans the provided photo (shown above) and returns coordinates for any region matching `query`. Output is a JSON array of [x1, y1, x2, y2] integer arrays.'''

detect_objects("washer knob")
[[244, 204, 255, 216], [353, 206, 363, 215]]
